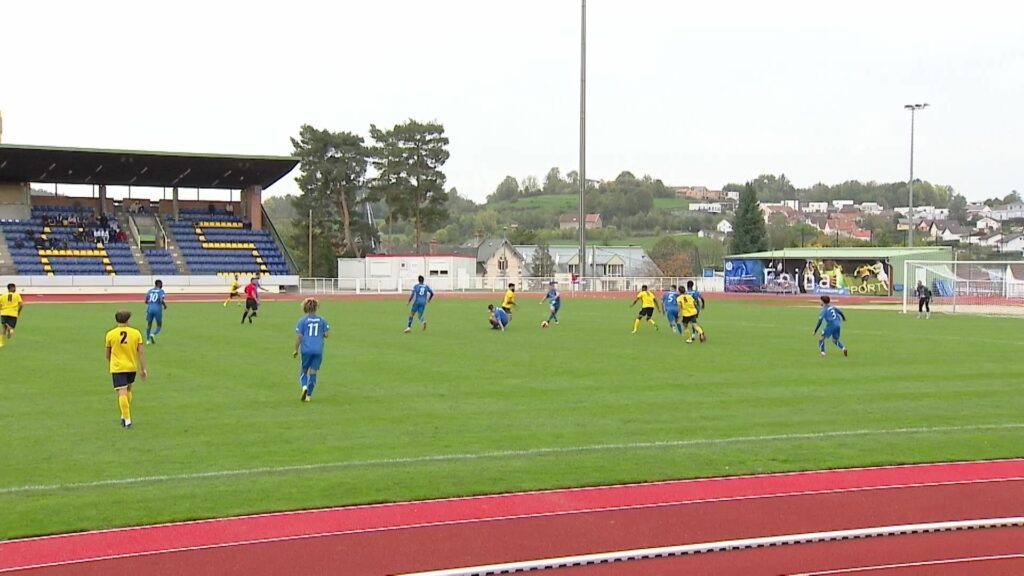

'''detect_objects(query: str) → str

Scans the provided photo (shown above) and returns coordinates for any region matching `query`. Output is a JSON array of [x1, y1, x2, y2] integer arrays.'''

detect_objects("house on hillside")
[[804, 202, 830, 213], [998, 234, 1024, 254], [991, 203, 1024, 221], [690, 202, 723, 214], [674, 186, 726, 201], [973, 216, 1000, 231], [716, 219, 734, 234], [939, 223, 971, 243], [859, 202, 884, 214], [978, 232, 1004, 248], [558, 213, 603, 230]]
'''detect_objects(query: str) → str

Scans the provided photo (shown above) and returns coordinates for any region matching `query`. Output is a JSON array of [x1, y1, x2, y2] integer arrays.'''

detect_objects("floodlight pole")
[[578, 0, 587, 288], [905, 103, 928, 247], [308, 209, 313, 277]]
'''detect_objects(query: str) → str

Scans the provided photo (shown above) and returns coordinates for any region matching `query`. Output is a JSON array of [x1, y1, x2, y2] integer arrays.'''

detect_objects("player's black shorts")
[[501, 306, 512, 314], [229, 291, 240, 298], [638, 307, 654, 319], [246, 298, 259, 311], [1, 316, 17, 329], [112, 372, 137, 388], [682, 314, 698, 325]]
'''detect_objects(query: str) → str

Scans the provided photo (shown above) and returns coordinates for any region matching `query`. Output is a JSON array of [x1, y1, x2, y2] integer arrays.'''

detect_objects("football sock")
[[300, 372, 308, 389], [306, 374, 317, 397], [675, 322, 683, 333], [154, 326, 162, 336], [633, 319, 640, 331], [836, 339, 845, 350], [145, 327, 151, 340], [818, 339, 826, 353], [407, 317, 414, 329], [127, 389, 133, 403], [695, 325, 705, 336], [241, 311, 248, 323], [0, 333, 4, 348], [118, 395, 131, 422]]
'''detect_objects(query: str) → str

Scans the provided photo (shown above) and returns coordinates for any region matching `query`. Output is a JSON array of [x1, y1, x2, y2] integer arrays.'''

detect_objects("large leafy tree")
[[731, 182, 769, 254], [291, 125, 371, 260], [531, 240, 556, 278], [370, 120, 451, 253]]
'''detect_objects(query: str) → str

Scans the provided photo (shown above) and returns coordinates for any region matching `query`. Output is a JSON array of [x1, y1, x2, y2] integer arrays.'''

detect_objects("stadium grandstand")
[[0, 144, 299, 290]]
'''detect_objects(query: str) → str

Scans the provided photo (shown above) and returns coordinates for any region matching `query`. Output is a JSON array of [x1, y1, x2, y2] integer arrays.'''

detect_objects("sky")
[[2, 0, 1022, 203]]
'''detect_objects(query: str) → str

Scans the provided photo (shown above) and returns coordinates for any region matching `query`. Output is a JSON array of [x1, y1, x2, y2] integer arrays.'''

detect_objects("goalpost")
[[902, 260, 1024, 316]]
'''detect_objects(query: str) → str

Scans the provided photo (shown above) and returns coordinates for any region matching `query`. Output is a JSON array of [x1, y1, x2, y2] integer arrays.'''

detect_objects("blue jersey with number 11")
[[296, 315, 330, 355]]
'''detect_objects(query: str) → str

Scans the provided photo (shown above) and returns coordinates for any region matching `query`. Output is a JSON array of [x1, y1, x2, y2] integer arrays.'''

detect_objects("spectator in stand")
[[117, 229, 128, 243], [93, 228, 103, 243], [100, 228, 110, 244], [208, 203, 216, 215], [99, 213, 109, 229]]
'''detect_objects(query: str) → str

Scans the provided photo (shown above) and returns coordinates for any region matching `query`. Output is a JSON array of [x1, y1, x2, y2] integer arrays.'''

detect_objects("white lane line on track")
[[3, 423, 1023, 495], [2, 483, 1024, 569], [790, 553, 1024, 575]]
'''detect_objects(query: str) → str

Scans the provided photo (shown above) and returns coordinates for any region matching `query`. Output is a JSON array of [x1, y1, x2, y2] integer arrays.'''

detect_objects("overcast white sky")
[[3, 0, 1022, 202]]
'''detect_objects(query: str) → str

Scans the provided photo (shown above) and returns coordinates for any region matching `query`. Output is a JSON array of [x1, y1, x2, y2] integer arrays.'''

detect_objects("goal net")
[[902, 260, 1024, 316]]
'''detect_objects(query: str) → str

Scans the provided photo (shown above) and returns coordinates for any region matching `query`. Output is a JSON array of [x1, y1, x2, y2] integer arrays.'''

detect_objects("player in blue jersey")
[[541, 281, 561, 325], [662, 286, 682, 334], [144, 280, 167, 344], [405, 275, 434, 333], [813, 295, 848, 357], [685, 280, 707, 342], [293, 298, 330, 402], [488, 304, 510, 331]]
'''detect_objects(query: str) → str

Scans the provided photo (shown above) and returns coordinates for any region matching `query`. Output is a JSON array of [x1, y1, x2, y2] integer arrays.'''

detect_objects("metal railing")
[[262, 205, 300, 276], [300, 276, 724, 295]]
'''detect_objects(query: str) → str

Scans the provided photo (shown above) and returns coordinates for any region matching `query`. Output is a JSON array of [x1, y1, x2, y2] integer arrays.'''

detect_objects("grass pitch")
[[1, 296, 1021, 538]]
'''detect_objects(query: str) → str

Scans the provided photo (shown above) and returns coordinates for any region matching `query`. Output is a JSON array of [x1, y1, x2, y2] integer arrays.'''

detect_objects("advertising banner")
[[726, 257, 893, 296], [724, 259, 764, 292]]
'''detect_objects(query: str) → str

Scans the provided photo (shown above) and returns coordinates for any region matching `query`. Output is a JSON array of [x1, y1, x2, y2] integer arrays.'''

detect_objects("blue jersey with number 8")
[[296, 315, 330, 355]]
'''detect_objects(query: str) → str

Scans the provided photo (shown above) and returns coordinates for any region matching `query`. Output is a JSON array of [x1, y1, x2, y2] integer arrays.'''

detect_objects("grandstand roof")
[[728, 247, 952, 259], [0, 144, 297, 190]]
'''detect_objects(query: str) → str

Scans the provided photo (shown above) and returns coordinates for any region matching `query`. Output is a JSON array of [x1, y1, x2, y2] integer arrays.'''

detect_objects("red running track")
[[2, 459, 1022, 575]]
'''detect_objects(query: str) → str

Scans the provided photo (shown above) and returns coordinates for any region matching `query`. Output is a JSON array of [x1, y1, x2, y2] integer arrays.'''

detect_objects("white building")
[[725, 191, 740, 201], [999, 234, 1024, 254], [859, 202, 884, 214], [991, 203, 1024, 221], [831, 200, 854, 209], [973, 216, 1000, 231], [690, 202, 723, 214], [337, 254, 478, 291], [717, 219, 734, 234], [804, 202, 829, 213], [781, 200, 800, 211]]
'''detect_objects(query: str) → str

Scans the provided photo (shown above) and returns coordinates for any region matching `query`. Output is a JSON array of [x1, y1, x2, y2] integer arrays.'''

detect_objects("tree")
[[507, 227, 538, 245], [521, 175, 541, 196], [488, 176, 520, 203], [291, 125, 371, 259], [531, 240, 556, 278], [1004, 191, 1022, 205], [947, 193, 968, 224], [543, 167, 568, 196], [731, 182, 769, 254], [649, 236, 692, 276], [369, 120, 451, 253]]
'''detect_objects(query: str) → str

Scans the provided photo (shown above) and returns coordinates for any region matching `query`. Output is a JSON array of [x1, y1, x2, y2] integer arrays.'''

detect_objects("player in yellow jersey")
[[630, 284, 661, 333], [501, 283, 518, 315], [680, 291, 705, 343], [104, 310, 148, 429], [223, 274, 242, 307], [1, 283, 24, 348]]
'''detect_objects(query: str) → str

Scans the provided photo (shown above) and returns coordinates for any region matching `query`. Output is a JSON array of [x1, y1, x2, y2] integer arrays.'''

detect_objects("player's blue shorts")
[[300, 353, 323, 372], [410, 301, 427, 315], [823, 325, 841, 340], [665, 309, 679, 322], [551, 302, 561, 311], [146, 309, 163, 324]]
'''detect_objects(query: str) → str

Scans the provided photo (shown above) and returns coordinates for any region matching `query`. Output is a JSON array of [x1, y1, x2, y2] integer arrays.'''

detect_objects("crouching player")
[[294, 298, 330, 402], [105, 310, 148, 428], [488, 304, 510, 332]]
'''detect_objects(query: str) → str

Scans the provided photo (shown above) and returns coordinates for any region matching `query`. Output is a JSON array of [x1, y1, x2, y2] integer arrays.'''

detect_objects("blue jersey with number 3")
[[296, 315, 330, 355], [145, 288, 165, 312], [819, 305, 843, 329]]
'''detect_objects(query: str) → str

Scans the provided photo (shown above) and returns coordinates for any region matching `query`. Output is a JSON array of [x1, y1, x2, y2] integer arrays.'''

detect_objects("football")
[[540, 321, 549, 328]]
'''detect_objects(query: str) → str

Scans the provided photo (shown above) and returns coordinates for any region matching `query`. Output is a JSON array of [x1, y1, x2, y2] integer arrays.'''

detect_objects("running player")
[[241, 277, 260, 323], [105, 310, 147, 428], [501, 283, 518, 315], [541, 281, 561, 325], [0, 283, 24, 348], [488, 304, 510, 331], [685, 280, 707, 342], [294, 298, 330, 402], [223, 274, 242, 307], [144, 280, 167, 344], [662, 286, 682, 334], [814, 295, 849, 357], [680, 289, 704, 343], [630, 285, 661, 333], [405, 275, 434, 333]]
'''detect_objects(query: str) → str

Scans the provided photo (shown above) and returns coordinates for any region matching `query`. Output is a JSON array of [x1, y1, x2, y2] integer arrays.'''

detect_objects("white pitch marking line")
[[3, 423, 1023, 495], [790, 553, 1024, 575]]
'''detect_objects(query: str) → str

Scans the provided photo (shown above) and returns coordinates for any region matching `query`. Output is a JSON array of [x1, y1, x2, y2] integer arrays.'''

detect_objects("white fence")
[[0, 274, 301, 294], [301, 276, 724, 295]]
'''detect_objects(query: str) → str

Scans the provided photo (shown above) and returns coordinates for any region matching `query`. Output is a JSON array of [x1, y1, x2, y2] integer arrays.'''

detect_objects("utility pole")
[[578, 0, 587, 287], [904, 103, 929, 247]]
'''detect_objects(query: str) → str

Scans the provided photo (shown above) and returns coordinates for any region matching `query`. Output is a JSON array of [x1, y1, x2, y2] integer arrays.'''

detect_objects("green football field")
[[1, 296, 1022, 539]]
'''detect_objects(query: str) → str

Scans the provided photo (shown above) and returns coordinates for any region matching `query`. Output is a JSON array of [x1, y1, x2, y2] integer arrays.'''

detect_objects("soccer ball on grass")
[[540, 321, 549, 328]]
